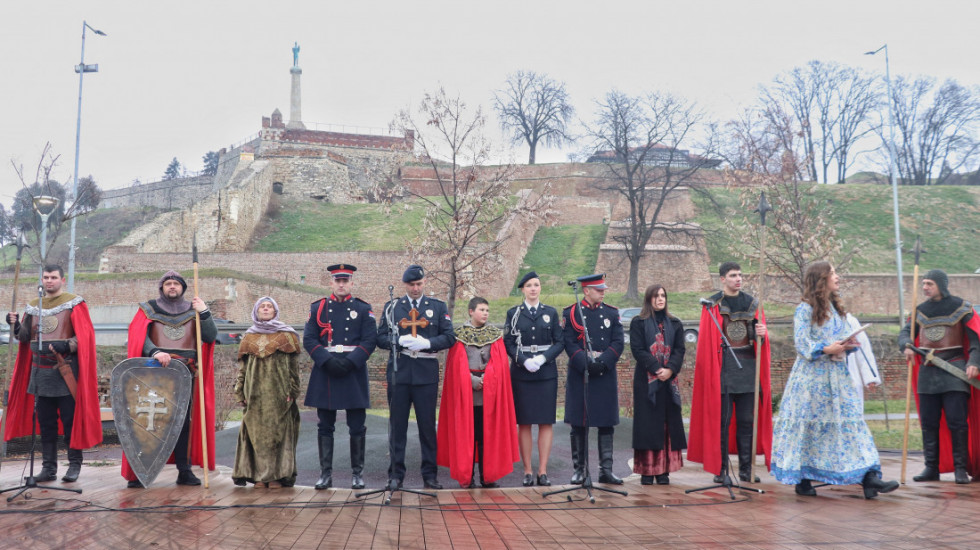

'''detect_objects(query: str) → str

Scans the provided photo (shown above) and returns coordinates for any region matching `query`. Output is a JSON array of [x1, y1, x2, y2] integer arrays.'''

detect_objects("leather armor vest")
[[722, 314, 751, 348], [149, 318, 197, 351], [919, 320, 964, 352], [31, 309, 75, 340]]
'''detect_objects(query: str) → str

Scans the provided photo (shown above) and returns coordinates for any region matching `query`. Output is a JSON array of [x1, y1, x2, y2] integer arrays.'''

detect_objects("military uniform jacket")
[[376, 295, 456, 386], [504, 303, 564, 381], [562, 300, 624, 427], [303, 295, 377, 410]]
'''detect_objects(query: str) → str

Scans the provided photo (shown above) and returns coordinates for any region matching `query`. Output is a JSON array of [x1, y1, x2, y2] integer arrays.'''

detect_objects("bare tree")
[[393, 87, 554, 312], [722, 120, 855, 294], [586, 89, 717, 300], [760, 61, 878, 183], [888, 76, 980, 185], [493, 71, 574, 164]]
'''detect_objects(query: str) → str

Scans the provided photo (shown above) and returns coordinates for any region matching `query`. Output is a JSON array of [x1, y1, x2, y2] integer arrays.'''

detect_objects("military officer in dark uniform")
[[562, 273, 625, 485], [376, 264, 456, 490], [899, 269, 980, 484], [304, 264, 378, 490], [504, 271, 564, 487]]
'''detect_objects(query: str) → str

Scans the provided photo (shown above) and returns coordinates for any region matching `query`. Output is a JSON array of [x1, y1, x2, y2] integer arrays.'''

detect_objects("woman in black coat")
[[630, 284, 687, 485]]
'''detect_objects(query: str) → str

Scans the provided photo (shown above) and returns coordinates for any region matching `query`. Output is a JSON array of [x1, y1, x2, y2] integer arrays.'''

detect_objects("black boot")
[[952, 428, 971, 485], [737, 431, 760, 483], [913, 427, 941, 482], [350, 435, 366, 489], [794, 479, 816, 496], [315, 434, 333, 490], [569, 431, 586, 485], [862, 470, 899, 499], [477, 443, 497, 488], [640, 475, 654, 485], [62, 448, 83, 482], [597, 432, 623, 485], [34, 441, 58, 482]]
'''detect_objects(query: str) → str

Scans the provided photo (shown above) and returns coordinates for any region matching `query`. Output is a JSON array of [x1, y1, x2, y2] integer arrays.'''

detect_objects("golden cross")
[[398, 308, 430, 337]]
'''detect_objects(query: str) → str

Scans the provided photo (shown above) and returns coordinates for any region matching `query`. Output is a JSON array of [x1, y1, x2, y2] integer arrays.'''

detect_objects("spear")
[[0, 234, 29, 466], [192, 234, 210, 488], [749, 191, 772, 483], [900, 236, 922, 484]]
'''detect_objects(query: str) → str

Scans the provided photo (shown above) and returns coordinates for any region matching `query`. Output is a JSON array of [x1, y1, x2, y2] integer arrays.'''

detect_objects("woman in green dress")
[[232, 297, 301, 488]]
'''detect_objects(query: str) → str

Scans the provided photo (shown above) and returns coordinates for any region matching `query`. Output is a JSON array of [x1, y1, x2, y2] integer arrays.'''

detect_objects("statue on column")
[[292, 42, 300, 67]]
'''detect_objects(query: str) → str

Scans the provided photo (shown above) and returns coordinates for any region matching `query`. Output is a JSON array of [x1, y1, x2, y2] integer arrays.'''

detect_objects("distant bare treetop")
[[494, 71, 574, 164]]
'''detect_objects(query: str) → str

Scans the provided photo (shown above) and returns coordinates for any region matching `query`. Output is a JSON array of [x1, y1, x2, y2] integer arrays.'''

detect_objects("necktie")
[[529, 306, 537, 317], [412, 300, 419, 310]]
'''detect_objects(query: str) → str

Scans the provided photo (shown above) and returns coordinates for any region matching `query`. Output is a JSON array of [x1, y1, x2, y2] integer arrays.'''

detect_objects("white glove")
[[523, 357, 539, 372], [533, 355, 546, 368], [399, 335, 416, 348], [415, 336, 431, 350]]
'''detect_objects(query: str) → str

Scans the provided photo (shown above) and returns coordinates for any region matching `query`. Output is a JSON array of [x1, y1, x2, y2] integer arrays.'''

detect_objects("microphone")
[[699, 298, 714, 307], [567, 280, 577, 287], [388, 285, 394, 292]]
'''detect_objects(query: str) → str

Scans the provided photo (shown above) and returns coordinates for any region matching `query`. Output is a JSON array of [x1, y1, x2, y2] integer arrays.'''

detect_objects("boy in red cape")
[[688, 262, 773, 483], [5, 265, 102, 483], [120, 271, 216, 487], [437, 297, 519, 488]]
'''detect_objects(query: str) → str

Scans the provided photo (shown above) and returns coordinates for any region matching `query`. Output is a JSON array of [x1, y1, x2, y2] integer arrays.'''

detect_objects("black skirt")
[[512, 377, 558, 425]]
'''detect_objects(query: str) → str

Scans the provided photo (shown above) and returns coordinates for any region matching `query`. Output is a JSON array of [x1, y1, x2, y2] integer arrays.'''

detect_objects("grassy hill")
[[692, 184, 980, 274]]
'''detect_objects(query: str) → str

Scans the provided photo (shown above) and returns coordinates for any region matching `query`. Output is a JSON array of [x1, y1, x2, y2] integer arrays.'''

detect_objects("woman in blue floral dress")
[[771, 261, 899, 499]]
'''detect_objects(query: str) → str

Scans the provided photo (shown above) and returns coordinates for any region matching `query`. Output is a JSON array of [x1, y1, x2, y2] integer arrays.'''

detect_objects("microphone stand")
[[686, 302, 763, 499], [543, 282, 626, 503], [1, 280, 82, 500], [356, 285, 435, 503]]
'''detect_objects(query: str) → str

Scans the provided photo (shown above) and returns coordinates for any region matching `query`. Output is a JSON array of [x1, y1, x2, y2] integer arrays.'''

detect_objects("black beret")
[[402, 264, 425, 283], [518, 271, 539, 289]]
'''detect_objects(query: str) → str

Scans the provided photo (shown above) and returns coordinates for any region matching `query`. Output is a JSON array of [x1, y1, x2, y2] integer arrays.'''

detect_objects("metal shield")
[[111, 357, 193, 487]]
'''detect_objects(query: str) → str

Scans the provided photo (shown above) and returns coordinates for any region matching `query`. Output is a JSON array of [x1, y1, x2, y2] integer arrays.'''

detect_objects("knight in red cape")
[[120, 270, 216, 488], [688, 261, 772, 483], [5, 264, 102, 483], [437, 297, 519, 488], [899, 269, 980, 484]]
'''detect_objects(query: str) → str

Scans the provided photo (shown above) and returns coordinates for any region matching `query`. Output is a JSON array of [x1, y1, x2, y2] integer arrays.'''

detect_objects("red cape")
[[4, 301, 103, 449], [437, 339, 519, 485], [687, 304, 773, 475], [911, 313, 980, 476], [121, 308, 216, 480]]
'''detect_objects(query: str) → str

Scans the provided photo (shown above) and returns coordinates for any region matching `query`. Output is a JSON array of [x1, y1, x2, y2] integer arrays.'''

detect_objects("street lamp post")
[[67, 20, 106, 292], [33, 196, 61, 264], [866, 44, 905, 324]]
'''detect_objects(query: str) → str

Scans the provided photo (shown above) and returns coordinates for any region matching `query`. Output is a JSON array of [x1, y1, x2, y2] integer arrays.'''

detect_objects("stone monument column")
[[287, 41, 305, 130]]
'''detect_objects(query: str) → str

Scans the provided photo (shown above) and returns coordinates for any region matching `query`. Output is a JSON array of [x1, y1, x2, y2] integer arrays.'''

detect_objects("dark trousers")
[[919, 392, 969, 432], [387, 382, 438, 481], [317, 408, 367, 437], [473, 405, 484, 456], [720, 391, 755, 462], [172, 399, 193, 471], [36, 394, 75, 446]]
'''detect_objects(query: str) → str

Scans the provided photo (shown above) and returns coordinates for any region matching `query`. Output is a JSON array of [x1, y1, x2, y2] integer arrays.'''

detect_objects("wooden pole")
[[193, 237, 209, 488], [900, 236, 922, 484], [749, 192, 772, 483], [0, 235, 28, 467]]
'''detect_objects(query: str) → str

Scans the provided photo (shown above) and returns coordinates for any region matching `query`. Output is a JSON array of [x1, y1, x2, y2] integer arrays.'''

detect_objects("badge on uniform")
[[426, 309, 434, 318], [604, 318, 611, 328], [542, 314, 551, 323], [350, 311, 358, 319]]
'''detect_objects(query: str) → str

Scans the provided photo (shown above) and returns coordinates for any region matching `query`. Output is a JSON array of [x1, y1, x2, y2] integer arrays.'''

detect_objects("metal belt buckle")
[[332, 345, 345, 353], [528, 345, 538, 353], [407, 350, 419, 359]]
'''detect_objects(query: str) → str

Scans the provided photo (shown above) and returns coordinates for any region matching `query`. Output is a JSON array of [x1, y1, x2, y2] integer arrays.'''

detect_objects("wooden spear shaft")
[[900, 242, 920, 485], [0, 239, 26, 465], [749, 192, 771, 483], [193, 240, 210, 489]]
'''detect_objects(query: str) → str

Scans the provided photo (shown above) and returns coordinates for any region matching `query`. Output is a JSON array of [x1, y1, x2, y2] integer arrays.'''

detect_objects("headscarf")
[[245, 296, 297, 334], [156, 270, 191, 315]]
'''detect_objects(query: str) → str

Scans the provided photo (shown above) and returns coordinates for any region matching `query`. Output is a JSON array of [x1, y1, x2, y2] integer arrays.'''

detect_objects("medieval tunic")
[[771, 303, 882, 485], [121, 301, 217, 481], [630, 312, 686, 475], [233, 331, 302, 485], [5, 293, 102, 450], [687, 291, 773, 475], [437, 323, 519, 486], [503, 302, 563, 425], [898, 296, 980, 475]]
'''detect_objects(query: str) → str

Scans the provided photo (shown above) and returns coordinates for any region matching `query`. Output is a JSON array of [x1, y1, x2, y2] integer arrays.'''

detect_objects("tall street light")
[[68, 20, 107, 292], [866, 44, 905, 324], [32, 196, 61, 263]]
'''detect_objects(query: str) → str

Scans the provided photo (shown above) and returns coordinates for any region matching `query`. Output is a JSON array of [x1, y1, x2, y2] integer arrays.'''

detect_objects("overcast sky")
[[1, 0, 978, 208]]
